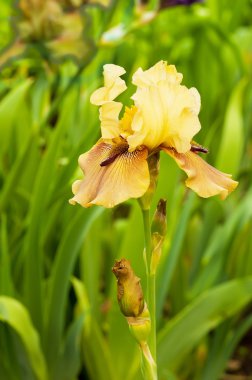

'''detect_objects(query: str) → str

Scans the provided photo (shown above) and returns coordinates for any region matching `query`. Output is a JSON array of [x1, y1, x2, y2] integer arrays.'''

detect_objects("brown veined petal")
[[163, 148, 238, 199], [69, 141, 150, 208]]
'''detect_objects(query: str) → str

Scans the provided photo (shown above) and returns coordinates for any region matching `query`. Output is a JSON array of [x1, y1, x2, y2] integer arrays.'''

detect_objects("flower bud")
[[151, 199, 167, 274], [112, 258, 144, 317], [151, 198, 167, 237], [112, 259, 151, 344]]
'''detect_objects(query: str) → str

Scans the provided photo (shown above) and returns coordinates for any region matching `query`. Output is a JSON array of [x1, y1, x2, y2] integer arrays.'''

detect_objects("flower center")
[[120, 106, 138, 136]]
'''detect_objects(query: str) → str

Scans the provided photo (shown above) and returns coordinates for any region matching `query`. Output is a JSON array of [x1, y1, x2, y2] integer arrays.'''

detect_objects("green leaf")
[[216, 78, 246, 176], [44, 207, 104, 375], [0, 214, 14, 295], [23, 85, 82, 333], [54, 314, 85, 380], [190, 189, 252, 296], [157, 277, 252, 372], [0, 79, 32, 155], [156, 192, 196, 323], [0, 297, 48, 380], [72, 277, 117, 380], [201, 314, 252, 380]]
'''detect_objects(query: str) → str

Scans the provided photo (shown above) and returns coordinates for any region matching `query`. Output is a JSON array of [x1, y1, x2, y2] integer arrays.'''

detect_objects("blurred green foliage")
[[0, 0, 252, 379]]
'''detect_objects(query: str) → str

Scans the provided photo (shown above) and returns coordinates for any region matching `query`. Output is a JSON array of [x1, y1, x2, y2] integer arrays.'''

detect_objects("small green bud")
[[151, 198, 167, 237], [112, 258, 144, 317], [151, 199, 167, 274]]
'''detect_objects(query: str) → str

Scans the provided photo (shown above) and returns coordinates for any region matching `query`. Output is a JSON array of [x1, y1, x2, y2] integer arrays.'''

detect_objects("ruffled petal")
[[99, 101, 123, 139], [69, 141, 150, 208], [90, 64, 127, 105], [132, 61, 183, 87], [128, 61, 201, 153], [163, 148, 238, 199]]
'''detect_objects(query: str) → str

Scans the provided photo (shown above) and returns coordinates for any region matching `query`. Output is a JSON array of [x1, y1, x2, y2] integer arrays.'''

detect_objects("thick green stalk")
[[142, 208, 157, 366]]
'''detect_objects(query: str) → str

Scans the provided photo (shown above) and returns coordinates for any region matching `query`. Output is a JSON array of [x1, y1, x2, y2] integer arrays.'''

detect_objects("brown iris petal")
[[163, 147, 238, 199], [69, 140, 150, 208]]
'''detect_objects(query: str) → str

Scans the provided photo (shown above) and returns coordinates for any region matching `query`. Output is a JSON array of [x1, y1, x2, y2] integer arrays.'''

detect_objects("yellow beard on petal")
[[119, 106, 137, 137]]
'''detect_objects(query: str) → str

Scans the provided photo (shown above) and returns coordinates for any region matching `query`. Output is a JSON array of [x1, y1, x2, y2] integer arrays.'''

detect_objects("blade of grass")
[[157, 277, 252, 372], [201, 314, 252, 380], [190, 189, 252, 297], [23, 85, 82, 333], [44, 206, 103, 378], [216, 78, 246, 176], [156, 192, 196, 324], [0, 79, 32, 158], [0, 214, 14, 295], [72, 277, 117, 380], [0, 296, 48, 380], [53, 314, 85, 380]]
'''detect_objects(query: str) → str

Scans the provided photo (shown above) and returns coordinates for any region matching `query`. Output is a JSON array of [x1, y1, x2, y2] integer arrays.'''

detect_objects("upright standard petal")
[[128, 61, 201, 153], [163, 148, 238, 199], [99, 101, 123, 139], [132, 61, 183, 87], [90, 64, 127, 105], [69, 141, 150, 208]]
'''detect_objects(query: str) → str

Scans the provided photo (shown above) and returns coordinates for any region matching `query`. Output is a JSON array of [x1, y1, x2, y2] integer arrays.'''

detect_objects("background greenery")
[[0, 0, 252, 379]]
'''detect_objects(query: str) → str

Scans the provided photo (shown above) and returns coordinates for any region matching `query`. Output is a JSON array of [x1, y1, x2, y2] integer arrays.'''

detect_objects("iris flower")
[[69, 61, 238, 208]]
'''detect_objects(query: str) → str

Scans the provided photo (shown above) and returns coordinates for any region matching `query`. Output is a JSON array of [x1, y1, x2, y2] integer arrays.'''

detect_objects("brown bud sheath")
[[112, 259, 151, 345], [112, 258, 144, 317], [151, 199, 167, 274], [151, 198, 167, 237]]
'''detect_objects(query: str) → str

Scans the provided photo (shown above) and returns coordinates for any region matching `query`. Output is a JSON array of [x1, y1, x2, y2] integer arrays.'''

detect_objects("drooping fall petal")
[[69, 141, 150, 208], [163, 148, 238, 199]]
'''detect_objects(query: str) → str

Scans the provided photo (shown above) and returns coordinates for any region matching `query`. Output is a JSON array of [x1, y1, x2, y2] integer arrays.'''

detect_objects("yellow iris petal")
[[99, 101, 123, 139], [69, 140, 150, 208], [132, 61, 183, 87], [129, 61, 201, 152], [90, 64, 127, 140], [90, 64, 127, 105], [163, 148, 238, 199], [120, 106, 138, 136]]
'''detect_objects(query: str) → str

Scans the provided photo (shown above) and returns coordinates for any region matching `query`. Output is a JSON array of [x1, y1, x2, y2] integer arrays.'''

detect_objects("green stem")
[[142, 208, 157, 364], [142, 209, 152, 274], [140, 342, 157, 380]]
